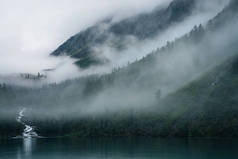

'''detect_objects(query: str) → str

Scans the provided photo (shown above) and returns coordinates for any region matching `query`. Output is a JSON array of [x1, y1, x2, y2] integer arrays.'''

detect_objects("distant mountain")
[[1, 0, 238, 138], [34, 0, 238, 137], [51, 0, 196, 68]]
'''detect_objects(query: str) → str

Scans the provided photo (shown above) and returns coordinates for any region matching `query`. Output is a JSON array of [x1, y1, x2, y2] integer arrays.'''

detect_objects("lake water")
[[0, 137, 238, 159]]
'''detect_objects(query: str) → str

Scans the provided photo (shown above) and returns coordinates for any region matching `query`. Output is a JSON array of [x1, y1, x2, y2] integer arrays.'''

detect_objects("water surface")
[[1, 137, 238, 159]]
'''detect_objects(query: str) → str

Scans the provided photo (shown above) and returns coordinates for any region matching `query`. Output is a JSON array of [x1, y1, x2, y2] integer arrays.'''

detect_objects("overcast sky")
[[0, 0, 171, 74]]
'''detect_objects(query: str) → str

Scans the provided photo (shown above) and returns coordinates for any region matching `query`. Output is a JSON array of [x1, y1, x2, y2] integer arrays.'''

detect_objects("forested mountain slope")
[[51, 0, 196, 68], [0, 0, 238, 138]]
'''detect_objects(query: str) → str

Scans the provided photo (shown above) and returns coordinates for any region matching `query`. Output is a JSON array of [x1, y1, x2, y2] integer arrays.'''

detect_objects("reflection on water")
[[16, 138, 36, 159], [1, 137, 238, 159]]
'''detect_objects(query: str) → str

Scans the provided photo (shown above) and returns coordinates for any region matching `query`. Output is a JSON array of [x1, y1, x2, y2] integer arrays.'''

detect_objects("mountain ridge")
[[1, 0, 238, 138], [51, 0, 196, 68]]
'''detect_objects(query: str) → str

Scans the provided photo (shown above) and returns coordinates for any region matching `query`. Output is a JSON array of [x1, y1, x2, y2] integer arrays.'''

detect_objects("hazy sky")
[[0, 0, 229, 84], [0, 0, 171, 75]]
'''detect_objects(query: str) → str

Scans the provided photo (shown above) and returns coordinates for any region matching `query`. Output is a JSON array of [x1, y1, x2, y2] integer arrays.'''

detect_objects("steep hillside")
[[0, 0, 238, 138], [51, 0, 196, 68], [151, 53, 238, 137], [31, 0, 238, 137], [26, 54, 238, 138]]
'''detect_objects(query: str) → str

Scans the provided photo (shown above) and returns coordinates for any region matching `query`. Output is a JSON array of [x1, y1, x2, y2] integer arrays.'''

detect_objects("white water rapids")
[[16, 108, 39, 138]]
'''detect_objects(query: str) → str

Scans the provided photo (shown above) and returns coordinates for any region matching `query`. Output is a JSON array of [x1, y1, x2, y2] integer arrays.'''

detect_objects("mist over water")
[[1, 0, 238, 151]]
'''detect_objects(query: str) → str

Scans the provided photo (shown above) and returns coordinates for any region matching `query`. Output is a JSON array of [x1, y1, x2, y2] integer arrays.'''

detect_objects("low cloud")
[[80, 0, 230, 75], [0, 0, 229, 85], [0, 0, 172, 85]]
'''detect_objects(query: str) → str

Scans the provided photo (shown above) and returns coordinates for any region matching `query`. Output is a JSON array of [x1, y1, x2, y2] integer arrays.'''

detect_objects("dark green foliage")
[[26, 58, 238, 138], [157, 55, 238, 137], [1, 26, 237, 138], [1, 0, 238, 138]]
